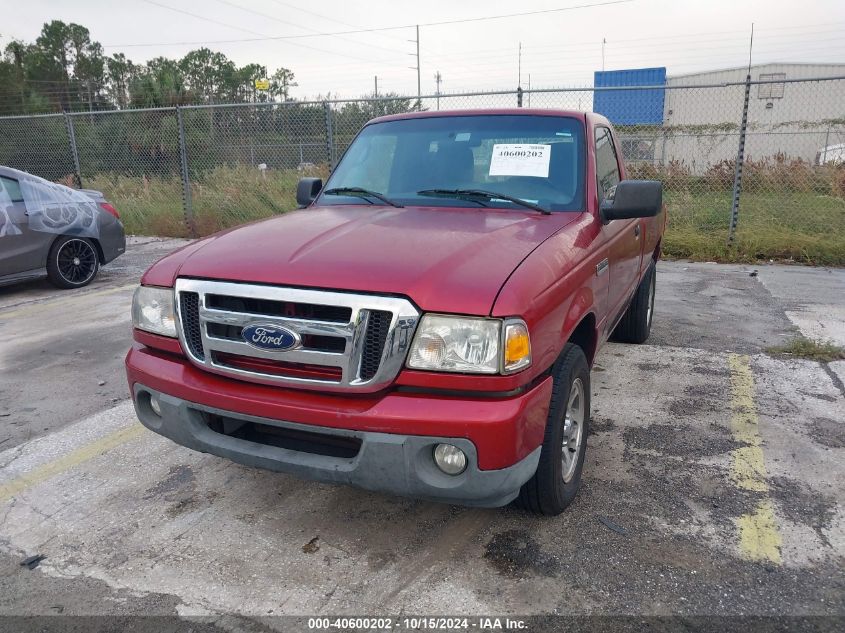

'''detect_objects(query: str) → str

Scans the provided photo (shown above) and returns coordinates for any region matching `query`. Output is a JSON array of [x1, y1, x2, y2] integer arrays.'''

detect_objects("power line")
[[421, 37, 845, 72], [137, 0, 411, 68], [140, 0, 265, 37], [105, 0, 634, 47], [211, 0, 410, 56], [421, 25, 845, 61], [265, 0, 407, 43]]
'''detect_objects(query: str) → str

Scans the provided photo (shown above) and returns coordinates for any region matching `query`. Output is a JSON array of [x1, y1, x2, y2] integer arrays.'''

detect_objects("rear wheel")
[[613, 262, 656, 344], [515, 343, 590, 516], [47, 236, 99, 289]]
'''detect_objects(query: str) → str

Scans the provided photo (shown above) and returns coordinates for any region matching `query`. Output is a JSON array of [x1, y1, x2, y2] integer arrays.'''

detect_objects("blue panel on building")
[[593, 67, 666, 125]]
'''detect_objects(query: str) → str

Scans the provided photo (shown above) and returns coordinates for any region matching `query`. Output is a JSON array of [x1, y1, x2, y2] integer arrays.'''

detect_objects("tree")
[[0, 20, 301, 114], [179, 48, 235, 103], [34, 20, 74, 110], [129, 57, 190, 108], [236, 63, 267, 102], [269, 68, 297, 102], [106, 53, 135, 110], [0, 42, 26, 115]]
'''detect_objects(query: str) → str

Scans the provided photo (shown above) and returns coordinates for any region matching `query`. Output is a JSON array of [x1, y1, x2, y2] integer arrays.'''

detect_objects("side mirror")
[[600, 179, 662, 223], [296, 177, 323, 208]]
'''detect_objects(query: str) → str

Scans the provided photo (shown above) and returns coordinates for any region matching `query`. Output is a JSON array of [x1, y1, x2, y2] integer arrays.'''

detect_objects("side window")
[[594, 127, 620, 201], [0, 176, 24, 202]]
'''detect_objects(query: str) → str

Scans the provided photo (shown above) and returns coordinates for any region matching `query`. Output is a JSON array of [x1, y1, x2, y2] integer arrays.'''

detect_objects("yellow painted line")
[[737, 500, 783, 564], [0, 424, 146, 503], [728, 353, 783, 564], [0, 284, 136, 319]]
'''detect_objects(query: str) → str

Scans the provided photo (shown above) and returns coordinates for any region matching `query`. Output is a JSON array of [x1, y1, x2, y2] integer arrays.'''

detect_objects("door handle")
[[633, 224, 641, 239]]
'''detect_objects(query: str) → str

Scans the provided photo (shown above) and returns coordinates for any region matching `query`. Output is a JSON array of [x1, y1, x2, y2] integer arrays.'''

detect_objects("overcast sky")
[[2, 0, 844, 99]]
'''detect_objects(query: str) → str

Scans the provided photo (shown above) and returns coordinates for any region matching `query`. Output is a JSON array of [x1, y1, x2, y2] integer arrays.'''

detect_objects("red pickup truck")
[[126, 109, 665, 515]]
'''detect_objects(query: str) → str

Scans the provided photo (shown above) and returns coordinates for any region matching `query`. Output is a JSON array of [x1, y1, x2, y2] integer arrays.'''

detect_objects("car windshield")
[[319, 114, 586, 212]]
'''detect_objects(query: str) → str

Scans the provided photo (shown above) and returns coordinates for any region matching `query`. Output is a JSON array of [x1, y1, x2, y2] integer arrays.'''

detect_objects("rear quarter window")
[[0, 176, 24, 202]]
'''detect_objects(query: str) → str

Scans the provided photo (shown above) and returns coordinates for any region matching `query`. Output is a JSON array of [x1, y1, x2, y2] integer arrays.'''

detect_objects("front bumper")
[[126, 343, 552, 507], [132, 383, 541, 507]]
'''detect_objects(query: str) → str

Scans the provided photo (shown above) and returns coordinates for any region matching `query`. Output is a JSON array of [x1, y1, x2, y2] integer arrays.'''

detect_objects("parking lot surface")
[[0, 240, 843, 623]]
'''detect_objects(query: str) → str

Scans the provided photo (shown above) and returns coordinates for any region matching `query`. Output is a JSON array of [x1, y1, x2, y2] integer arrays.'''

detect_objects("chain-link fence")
[[0, 77, 843, 264]]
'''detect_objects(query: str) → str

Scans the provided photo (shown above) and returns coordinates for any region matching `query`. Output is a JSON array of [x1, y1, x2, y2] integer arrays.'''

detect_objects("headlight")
[[407, 314, 531, 374], [132, 286, 177, 338]]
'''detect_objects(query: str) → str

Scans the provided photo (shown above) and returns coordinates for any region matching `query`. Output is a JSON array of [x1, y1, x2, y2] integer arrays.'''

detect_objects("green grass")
[[766, 337, 845, 363], [663, 190, 845, 265], [85, 167, 845, 266], [84, 165, 315, 237]]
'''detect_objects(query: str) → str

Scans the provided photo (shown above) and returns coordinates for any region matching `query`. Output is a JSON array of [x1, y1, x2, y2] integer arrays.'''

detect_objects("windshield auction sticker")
[[489, 143, 551, 178]]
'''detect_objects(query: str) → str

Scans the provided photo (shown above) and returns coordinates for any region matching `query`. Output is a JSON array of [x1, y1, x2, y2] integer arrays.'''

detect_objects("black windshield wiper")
[[416, 189, 550, 215], [322, 187, 403, 208]]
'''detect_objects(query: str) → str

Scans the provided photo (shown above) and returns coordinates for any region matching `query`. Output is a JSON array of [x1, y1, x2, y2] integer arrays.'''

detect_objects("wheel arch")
[[565, 312, 598, 367], [90, 237, 105, 263], [549, 285, 599, 370], [50, 233, 104, 263]]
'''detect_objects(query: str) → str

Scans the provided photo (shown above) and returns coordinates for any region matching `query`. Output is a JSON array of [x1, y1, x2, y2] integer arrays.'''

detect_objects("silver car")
[[0, 166, 125, 288]]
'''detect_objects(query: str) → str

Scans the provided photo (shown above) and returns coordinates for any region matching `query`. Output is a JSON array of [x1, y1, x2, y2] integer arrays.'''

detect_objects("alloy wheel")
[[561, 377, 585, 483], [57, 239, 97, 285]]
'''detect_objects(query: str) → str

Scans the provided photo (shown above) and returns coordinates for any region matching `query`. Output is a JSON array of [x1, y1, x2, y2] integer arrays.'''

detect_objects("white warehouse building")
[[660, 63, 845, 171], [605, 63, 845, 172]]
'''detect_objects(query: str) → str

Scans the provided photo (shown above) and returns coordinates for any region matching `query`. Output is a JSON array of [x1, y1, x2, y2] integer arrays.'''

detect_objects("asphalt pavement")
[[0, 240, 842, 628]]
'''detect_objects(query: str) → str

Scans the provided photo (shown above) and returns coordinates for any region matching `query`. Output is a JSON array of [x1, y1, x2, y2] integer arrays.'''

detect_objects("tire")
[[515, 343, 590, 516], [46, 236, 100, 289], [613, 261, 656, 344]]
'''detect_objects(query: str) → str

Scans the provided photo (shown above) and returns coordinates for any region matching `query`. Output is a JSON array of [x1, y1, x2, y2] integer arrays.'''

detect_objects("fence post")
[[323, 102, 335, 170], [517, 87, 523, 108], [176, 106, 196, 238], [63, 111, 83, 188], [728, 73, 752, 245]]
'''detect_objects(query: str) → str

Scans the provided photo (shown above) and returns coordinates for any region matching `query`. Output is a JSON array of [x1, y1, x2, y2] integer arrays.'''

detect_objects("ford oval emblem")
[[241, 323, 300, 351]]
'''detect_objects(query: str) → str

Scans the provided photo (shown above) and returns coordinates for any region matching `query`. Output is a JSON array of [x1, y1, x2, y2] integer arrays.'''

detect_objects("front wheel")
[[47, 236, 99, 289], [515, 343, 590, 516]]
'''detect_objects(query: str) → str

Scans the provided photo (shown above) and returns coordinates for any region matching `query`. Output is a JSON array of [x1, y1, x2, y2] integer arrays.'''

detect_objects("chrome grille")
[[360, 310, 391, 381], [174, 278, 420, 392], [179, 292, 204, 360]]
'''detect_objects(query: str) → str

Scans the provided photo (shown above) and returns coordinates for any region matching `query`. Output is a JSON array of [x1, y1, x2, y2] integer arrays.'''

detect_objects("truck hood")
[[173, 205, 579, 314]]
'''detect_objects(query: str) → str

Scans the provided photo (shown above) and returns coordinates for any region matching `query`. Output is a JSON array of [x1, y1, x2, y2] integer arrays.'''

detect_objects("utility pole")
[[518, 42, 522, 88], [528, 74, 531, 107], [602, 37, 606, 71], [728, 24, 755, 246], [434, 71, 442, 110], [408, 25, 421, 109], [374, 75, 378, 97]]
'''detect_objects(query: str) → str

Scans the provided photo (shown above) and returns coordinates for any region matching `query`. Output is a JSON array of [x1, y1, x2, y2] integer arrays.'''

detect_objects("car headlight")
[[132, 286, 177, 338], [407, 314, 531, 374]]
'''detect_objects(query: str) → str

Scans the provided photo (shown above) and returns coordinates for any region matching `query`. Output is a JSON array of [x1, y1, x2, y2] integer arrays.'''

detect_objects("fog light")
[[433, 443, 467, 475], [149, 394, 162, 417]]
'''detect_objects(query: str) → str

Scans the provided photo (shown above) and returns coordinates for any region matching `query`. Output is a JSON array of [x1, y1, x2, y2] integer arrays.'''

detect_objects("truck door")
[[595, 126, 641, 326], [0, 175, 48, 277]]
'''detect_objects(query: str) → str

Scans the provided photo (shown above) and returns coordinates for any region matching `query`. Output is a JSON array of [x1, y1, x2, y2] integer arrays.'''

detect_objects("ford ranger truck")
[[126, 110, 665, 515]]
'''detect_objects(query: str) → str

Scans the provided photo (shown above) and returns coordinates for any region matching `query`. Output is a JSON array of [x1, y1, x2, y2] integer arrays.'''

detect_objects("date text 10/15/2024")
[[307, 617, 529, 630]]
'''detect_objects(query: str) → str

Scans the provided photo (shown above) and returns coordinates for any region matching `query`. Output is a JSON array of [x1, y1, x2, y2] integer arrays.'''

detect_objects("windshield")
[[319, 114, 586, 212]]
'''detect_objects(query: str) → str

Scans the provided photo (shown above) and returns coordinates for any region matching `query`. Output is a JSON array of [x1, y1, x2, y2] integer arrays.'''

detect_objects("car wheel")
[[613, 261, 656, 344], [47, 236, 99, 289], [515, 343, 590, 516]]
